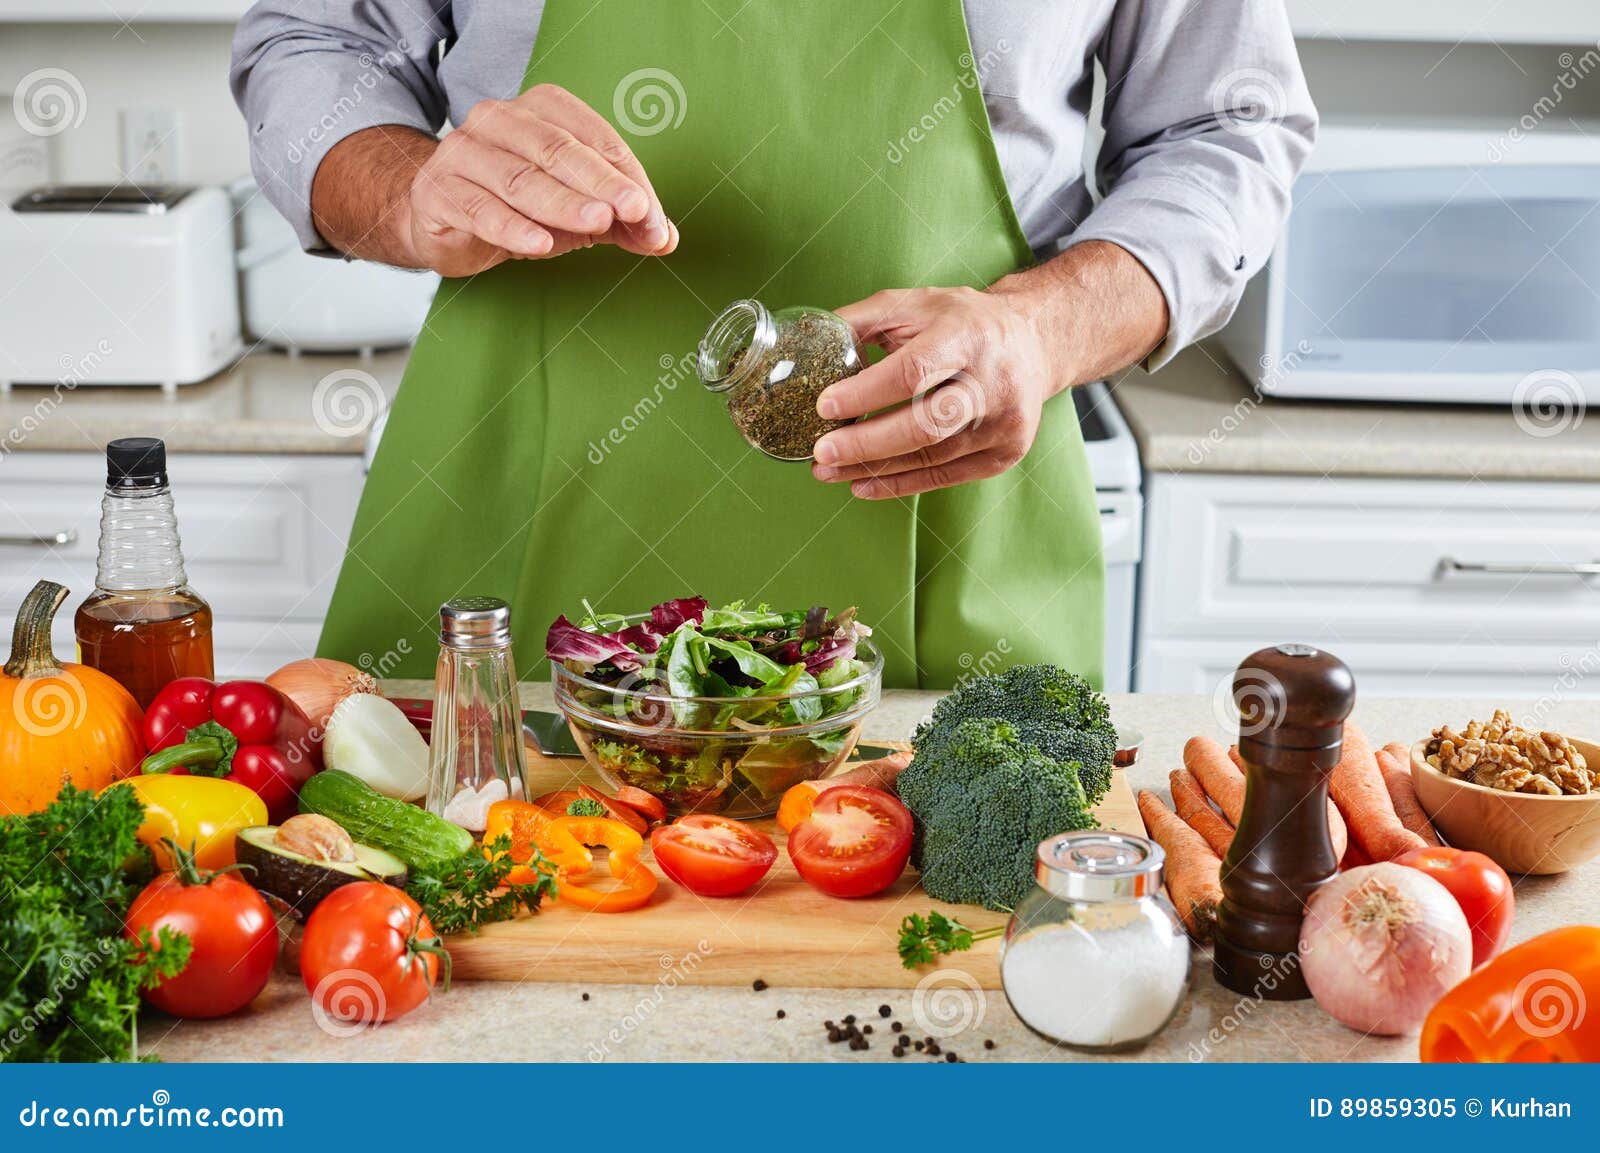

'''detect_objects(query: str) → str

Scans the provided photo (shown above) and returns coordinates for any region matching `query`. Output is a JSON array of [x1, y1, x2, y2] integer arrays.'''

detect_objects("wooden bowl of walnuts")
[[1410, 711, 1600, 875]]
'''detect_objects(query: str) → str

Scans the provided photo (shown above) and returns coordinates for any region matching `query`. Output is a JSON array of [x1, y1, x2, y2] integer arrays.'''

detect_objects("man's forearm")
[[310, 125, 439, 266], [991, 239, 1170, 393]]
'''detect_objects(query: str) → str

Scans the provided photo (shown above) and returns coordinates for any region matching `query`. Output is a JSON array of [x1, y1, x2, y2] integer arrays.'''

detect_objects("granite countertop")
[[1111, 342, 1600, 482], [0, 349, 408, 455], [144, 686, 1600, 1064]]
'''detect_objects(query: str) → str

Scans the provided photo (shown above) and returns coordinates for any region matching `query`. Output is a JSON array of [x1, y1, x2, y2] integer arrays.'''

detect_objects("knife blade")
[[389, 699, 898, 760]]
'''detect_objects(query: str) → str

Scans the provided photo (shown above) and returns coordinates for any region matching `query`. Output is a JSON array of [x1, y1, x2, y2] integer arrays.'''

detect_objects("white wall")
[[0, 22, 249, 185]]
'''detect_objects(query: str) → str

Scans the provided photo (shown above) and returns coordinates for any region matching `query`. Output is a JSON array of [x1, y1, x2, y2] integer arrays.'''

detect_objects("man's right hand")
[[312, 84, 677, 275]]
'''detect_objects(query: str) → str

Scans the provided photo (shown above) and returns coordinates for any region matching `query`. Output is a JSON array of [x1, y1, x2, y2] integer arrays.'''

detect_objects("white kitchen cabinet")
[[0, 451, 362, 678], [1288, 0, 1600, 45], [1134, 472, 1600, 698]]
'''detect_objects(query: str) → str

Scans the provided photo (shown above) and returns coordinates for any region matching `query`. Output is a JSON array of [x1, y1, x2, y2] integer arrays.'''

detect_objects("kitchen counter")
[[1111, 343, 1600, 481], [0, 348, 408, 455], [144, 686, 1600, 1064]]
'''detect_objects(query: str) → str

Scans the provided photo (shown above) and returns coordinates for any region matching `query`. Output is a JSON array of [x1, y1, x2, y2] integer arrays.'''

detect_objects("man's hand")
[[312, 85, 676, 274], [811, 241, 1168, 499]]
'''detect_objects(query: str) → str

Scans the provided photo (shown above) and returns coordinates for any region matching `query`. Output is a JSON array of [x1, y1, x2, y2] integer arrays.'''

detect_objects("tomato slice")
[[651, 815, 777, 897], [787, 785, 912, 899]]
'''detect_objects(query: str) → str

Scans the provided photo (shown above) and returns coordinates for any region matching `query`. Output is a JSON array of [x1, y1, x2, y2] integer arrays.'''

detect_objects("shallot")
[[1299, 863, 1472, 1036]]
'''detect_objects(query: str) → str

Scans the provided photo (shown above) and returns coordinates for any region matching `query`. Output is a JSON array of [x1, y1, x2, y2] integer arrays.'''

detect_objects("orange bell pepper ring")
[[1421, 925, 1600, 1062], [546, 815, 658, 913], [483, 799, 591, 884]]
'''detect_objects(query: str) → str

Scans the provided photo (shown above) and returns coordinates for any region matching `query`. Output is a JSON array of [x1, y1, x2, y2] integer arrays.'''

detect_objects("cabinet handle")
[[0, 529, 76, 547], [1438, 557, 1600, 578]]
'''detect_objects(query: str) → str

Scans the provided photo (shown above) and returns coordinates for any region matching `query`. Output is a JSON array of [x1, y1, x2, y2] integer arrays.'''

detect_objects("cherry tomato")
[[124, 855, 278, 1019], [787, 785, 912, 898], [1396, 846, 1515, 968], [651, 815, 777, 897], [301, 882, 448, 1026]]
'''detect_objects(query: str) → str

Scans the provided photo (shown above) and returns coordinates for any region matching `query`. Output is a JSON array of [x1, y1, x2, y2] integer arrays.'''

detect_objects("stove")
[[1074, 382, 1143, 692]]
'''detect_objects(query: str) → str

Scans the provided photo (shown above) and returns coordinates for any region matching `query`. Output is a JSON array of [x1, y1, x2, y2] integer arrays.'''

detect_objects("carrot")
[[776, 751, 914, 832], [1185, 737, 1246, 823], [578, 783, 649, 836], [1137, 789, 1221, 943], [1329, 722, 1427, 862], [1219, 740, 1349, 862], [1169, 768, 1235, 859], [1376, 747, 1441, 847], [611, 784, 668, 826]]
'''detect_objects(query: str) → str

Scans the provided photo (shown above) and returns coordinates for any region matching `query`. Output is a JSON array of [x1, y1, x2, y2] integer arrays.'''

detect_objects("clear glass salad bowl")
[[551, 629, 883, 820]]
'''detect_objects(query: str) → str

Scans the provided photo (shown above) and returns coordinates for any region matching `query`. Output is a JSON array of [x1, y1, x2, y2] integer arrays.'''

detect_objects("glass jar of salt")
[[697, 298, 863, 461], [1001, 831, 1191, 1051]]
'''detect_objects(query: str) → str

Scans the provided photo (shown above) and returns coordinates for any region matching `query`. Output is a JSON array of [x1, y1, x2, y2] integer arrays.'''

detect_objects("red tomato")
[[300, 883, 447, 1026], [651, 816, 777, 897], [787, 785, 912, 898], [1396, 846, 1515, 968], [124, 866, 278, 1019]]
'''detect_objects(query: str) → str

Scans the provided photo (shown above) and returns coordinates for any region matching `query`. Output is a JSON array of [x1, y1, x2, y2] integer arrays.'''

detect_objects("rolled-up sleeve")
[[230, 1, 454, 251], [1068, 0, 1317, 369]]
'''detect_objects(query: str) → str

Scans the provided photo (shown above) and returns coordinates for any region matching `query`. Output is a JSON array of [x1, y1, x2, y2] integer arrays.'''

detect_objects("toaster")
[[0, 184, 241, 392], [1218, 120, 1600, 405]]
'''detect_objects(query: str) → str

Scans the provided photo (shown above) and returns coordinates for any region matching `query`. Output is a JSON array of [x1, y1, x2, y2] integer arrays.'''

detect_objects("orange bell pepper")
[[483, 799, 591, 884], [546, 815, 658, 913], [1421, 925, 1600, 1062]]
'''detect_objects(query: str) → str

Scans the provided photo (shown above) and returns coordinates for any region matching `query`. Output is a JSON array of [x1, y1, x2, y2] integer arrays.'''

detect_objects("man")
[[232, 1, 1315, 687]]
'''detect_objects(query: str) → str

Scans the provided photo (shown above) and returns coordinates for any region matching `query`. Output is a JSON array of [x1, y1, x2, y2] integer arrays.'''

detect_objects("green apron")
[[319, 0, 1104, 690]]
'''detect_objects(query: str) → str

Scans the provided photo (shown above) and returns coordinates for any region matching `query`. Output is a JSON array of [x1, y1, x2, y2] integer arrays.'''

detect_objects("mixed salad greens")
[[546, 597, 876, 815]]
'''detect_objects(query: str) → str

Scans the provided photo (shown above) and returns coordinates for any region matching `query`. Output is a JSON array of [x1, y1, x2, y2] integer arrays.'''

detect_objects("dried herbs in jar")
[[697, 299, 863, 461]]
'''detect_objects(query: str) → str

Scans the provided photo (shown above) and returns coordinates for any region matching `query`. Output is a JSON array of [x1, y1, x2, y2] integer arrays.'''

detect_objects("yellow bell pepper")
[[104, 774, 266, 871]]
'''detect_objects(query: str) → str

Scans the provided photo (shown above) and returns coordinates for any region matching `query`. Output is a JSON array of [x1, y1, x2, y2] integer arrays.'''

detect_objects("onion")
[[1300, 863, 1472, 1036], [323, 693, 431, 801], [267, 658, 379, 733]]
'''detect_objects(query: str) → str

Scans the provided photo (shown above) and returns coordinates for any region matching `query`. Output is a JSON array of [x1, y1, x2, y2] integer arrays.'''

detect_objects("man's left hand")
[[811, 285, 1059, 500]]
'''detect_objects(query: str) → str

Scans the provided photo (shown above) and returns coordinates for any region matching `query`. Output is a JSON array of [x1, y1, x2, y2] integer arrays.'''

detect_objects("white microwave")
[[1219, 122, 1600, 405]]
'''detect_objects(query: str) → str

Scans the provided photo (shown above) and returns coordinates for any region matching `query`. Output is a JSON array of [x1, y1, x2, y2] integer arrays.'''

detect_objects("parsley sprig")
[[897, 910, 1005, 969], [404, 835, 558, 936]]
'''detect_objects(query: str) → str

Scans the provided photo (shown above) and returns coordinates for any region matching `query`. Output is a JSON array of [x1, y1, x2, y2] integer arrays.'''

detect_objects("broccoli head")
[[913, 663, 1117, 803], [897, 717, 1096, 911]]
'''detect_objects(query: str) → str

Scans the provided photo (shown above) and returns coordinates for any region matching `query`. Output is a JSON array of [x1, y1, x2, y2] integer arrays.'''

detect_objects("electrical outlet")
[[119, 107, 181, 185]]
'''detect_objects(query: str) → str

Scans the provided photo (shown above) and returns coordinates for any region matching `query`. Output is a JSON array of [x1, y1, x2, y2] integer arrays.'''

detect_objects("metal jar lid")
[[440, 596, 513, 649], [1035, 831, 1165, 901]]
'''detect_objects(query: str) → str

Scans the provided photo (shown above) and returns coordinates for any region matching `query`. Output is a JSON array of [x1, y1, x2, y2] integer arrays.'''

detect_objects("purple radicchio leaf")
[[545, 614, 643, 672], [650, 596, 707, 634]]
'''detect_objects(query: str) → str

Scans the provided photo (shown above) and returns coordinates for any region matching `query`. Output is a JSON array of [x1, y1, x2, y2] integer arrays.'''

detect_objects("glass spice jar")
[[1000, 831, 1192, 1052], [697, 298, 863, 461]]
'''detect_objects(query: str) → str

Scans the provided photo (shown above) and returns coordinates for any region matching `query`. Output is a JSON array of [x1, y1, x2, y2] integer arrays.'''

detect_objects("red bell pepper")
[[141, 677, 320, 823]]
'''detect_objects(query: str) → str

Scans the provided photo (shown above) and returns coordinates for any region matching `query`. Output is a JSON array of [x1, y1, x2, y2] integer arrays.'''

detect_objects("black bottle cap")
[[106, 437, 168, 488]]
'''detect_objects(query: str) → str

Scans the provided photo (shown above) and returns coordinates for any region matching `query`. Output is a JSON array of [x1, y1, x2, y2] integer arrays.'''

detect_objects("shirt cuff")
[[244, 91, 437, 254], [1065, 175, 1248, 371]]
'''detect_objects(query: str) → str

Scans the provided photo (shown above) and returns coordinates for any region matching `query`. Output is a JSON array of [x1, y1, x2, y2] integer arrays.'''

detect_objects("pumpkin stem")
[[4, 580, 68, 680]]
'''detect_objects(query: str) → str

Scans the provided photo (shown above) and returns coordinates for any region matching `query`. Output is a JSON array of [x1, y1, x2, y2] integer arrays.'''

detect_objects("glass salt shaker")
[[1000, 831, 1192, 1052], [697, 298, 863, 461], [426, 596, 528, 832]]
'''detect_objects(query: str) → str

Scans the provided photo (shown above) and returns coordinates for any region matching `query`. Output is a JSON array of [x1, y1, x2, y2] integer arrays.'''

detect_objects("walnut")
[[275, 813, 357, 862], [1427, 712, 1594, 796]]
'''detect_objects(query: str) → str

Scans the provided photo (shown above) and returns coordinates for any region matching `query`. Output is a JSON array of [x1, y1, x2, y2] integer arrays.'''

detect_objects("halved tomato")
[[787, 785, 912, 899], [651, 816, 777, 897]]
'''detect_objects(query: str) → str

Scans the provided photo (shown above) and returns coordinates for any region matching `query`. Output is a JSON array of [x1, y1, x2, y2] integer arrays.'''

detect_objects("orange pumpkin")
[[1, 580, 144, 815]]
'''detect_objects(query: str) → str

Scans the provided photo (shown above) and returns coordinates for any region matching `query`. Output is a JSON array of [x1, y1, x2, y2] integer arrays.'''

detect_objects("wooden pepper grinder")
[[1213, 643, 1354, 999]]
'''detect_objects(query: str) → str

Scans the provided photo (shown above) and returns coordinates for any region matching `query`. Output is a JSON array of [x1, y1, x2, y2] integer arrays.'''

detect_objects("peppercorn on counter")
[[140, 686, 1600, 1064]]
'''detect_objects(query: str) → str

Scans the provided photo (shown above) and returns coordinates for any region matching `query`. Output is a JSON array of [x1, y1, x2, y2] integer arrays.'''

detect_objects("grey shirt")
[[231, 1, 1316, 366]]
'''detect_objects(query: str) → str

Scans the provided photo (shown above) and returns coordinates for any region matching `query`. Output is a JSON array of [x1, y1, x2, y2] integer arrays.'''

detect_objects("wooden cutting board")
[[448, 742, 1141, 989]]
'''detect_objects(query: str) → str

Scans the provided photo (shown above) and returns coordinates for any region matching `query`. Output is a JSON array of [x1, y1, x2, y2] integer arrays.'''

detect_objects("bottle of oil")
[[75, 437, 214, 709]]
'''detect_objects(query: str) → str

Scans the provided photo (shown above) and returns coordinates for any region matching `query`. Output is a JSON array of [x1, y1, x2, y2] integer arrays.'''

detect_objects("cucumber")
[[298, 770, 471, 870]]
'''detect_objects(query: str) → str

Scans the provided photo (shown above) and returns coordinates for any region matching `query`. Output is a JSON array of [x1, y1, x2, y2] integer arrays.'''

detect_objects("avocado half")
[[236, 825, 409, 919]]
